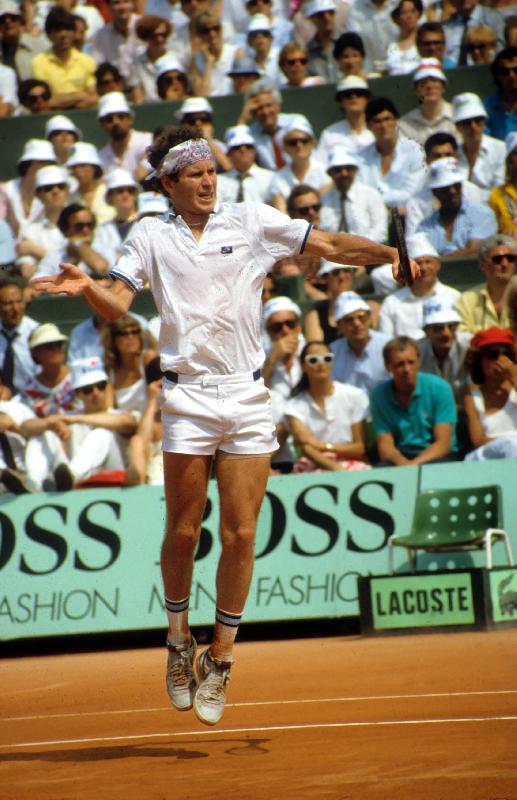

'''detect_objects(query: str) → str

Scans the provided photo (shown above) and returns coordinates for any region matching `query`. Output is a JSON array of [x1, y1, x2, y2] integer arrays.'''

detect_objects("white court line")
[[3, 688, 517, 723], [2, 715, 517, 750]]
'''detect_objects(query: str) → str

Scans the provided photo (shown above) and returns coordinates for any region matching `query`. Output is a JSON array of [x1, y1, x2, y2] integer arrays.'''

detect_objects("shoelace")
[[199, 663, 230, 704], [169, 649, 194, 688]]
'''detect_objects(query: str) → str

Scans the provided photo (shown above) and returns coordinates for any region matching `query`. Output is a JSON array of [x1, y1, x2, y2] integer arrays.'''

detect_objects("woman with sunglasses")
[[285, 340, 370, 472], [463, 326, 517, 460], [190, 11, 242, 98], [279, 43, 324, 88], [102, 314, 158, 417], [269, 117, 330, 214], [129, 15, 173, 103], [304, 260, 358, 344]]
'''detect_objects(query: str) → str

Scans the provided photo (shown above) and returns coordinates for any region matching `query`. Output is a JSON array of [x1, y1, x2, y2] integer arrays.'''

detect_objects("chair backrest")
[[410, 485, 502, 547]]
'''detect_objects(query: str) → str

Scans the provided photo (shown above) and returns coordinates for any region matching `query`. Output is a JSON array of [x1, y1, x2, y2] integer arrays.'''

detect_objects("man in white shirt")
[[97, 91, 152, 179], [16, 165, 68, 277], [261, 296, 304, 400], [320, 146, 388, 242], [315, 75, 374, 162], [398, 60, 457, 148], [358, 96, 426, 210], [217, 126, 274, 204], [347, 0, 399, 73], [91, 0, 144, 80], [32, 128, 414, 727], [452, 92, 507, 200], [417, 298, 471, 402], [379, 233, 460, 339]]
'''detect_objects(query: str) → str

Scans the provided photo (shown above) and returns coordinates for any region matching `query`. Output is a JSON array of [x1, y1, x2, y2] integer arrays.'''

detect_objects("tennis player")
[[31, 126, 418, 726]]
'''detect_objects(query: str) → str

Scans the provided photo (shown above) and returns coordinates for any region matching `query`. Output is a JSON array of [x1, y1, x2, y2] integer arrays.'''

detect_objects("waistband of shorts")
[[163, 369, 261, 386]]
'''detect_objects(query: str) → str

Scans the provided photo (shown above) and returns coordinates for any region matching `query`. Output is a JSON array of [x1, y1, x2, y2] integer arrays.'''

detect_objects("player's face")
[[166, 160, 217, 216]]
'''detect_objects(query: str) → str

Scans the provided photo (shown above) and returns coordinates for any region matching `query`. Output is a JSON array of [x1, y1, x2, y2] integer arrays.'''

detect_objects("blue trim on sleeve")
[[109, 269, 139, 293], [299, 223, 312, 255]]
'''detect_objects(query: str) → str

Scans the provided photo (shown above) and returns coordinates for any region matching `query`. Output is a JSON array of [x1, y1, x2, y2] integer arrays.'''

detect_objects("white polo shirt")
[[111, 203, 310, 375], [284, 381, 369, 444]]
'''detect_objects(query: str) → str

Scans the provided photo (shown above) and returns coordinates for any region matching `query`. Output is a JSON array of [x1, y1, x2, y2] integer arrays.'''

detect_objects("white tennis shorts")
[[160, 375, 279, 456]]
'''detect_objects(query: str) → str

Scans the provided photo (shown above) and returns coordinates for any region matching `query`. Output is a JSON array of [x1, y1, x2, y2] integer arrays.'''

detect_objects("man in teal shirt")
[[370, 335, 458, 466]]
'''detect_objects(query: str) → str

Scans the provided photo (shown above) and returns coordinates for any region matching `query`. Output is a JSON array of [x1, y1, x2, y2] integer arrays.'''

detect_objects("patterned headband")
[[158, 138, 214, 176]]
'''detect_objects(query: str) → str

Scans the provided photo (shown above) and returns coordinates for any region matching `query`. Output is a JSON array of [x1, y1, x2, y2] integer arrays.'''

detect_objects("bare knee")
[[220, 524, 256, 554], [163, 523, 201, 556]]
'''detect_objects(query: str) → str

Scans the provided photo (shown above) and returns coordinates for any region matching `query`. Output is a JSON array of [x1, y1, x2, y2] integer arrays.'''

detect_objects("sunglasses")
[[427, 323, 458, 333], [482, 347, 516, 361], [70, 220, 95, 232], [201, 25, 221, 34], [0, 13, 20, 22], [163, 73, 184, 85], [80, 380, 107, 394], [285, 136, 311, 147], [115, 328, 140, 337], [248, 0, 271, 4], [304, 353, 334, 366], [491, 253, 516, 264], [27, 91, 50, 102], [294, 203, 321, 214], [40, 183, 67, 192], [338, 90, 369, 99], [420, 38, 445, 47], [184, 114, 211, 123], [467, 42, 494, 51], [268, 318, 298, 334], [499, 66, 517, 76], [285, 57, 308, 66]]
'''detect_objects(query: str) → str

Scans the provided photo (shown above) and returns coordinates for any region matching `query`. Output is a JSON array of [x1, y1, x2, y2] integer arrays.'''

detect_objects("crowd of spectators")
[[0, 0, 516, 491]]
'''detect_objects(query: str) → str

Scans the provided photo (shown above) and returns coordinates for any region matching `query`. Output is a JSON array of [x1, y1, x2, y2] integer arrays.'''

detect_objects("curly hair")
[[146, 125, 202, 189]]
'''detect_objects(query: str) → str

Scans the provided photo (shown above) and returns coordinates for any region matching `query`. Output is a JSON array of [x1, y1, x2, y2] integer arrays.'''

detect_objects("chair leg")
[[387, 538, 394, 575], [485, 532, 493, 569], [486, 529, 514, 567]]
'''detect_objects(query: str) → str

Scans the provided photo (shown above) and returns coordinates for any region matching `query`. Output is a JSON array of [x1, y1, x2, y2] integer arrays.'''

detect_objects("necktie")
[[0, 433, 16, 470], [457, 14, 471, 66], [270, 133, 286, 169], [1, 328, 17, 391], [236, 174, 248, 202], [339, 192, 348, 232]]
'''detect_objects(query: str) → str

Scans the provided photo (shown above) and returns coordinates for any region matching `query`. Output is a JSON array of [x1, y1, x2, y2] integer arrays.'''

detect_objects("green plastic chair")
[[388, 485, 514, 574]]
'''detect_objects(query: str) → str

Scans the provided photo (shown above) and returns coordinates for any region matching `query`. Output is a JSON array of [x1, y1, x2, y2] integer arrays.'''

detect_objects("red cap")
[[471, 327, 515, 349]]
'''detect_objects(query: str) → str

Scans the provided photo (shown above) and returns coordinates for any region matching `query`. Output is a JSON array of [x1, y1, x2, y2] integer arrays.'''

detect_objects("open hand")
[[30, 263, 91, 297]]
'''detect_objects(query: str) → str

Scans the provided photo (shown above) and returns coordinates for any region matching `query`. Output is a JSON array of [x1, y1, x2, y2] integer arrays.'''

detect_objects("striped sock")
[[210, 608, 242, 662], [165, 596, 190, 646]]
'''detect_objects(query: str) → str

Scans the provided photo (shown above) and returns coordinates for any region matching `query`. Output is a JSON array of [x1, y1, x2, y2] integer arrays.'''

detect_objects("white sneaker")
[[165, 637, 197, 711], [193, 649, 232, 726]]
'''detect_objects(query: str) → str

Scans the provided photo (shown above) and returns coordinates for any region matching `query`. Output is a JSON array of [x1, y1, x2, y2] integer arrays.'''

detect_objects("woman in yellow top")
[[489, 133, 517, 240]]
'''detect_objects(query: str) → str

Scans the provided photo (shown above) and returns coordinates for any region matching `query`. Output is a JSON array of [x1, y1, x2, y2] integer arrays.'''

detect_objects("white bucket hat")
[[226, 128, 256, 151], [97, 91, 132, 120], [154, 54, 185, 79], [452, 92, 487, 123], [17, 138, 56, 165], [137, 191, 169, 218], [334, 291, 370, 321], [282, 115, 315, 140], [71, 357, 108, 391], [247, 13, 272, 33], [326, 146, 359, 171], [427, 157, 464, 189], [34, 165, 69, 190], [105, 168, 138, 194], [66, 142, 103, 170], [413, 58, 447, 84], [263, 296, 302, 322], [176, 96, 213, 119], [407, 233, 439, 260], [45, 114, 82, 139], [335, 75, 369, 95], [318, 259, 358, 276], [227, 55, 261, 76], [304, 0, 336, 16], [29, 322, 68, 350], [423, 299, 461, 326]]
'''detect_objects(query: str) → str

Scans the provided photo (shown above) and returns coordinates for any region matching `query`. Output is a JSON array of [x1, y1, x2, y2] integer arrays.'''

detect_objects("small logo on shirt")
[[221, 246, 233, 254]]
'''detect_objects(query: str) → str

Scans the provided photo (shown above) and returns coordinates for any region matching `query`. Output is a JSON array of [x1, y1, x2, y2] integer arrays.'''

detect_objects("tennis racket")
[[390, 209, 413, 287]]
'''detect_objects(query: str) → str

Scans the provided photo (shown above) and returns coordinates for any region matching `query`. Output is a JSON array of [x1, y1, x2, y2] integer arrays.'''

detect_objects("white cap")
[[304, 0, 336, 16], [407, 233, 439, 260], [97, 91, 132, 120], [412, 58, 447, 84], [247, 13, 272, 33], [334, 291, 370, 321], [29, 322, 68, 349], [226, 128, 256, 151], [428, 157, 464, 189], [105, 168, 138, 193], [282, 115, 314, 140], [423, 299, 461, 326], [336, 75, 369, 94], [326, 146, 359, 170], [71, 357, 108, 390], [66, 142, 102, 170], [263, 296, 302, 322], [176, 96, 213, 119], [35, 165, 69, 189], [452, 92, 487, 123], [45, 114, 82, 139], [137, 191, 169, 218], [0, 1, 22, 17], [154, 54, 185, 79], [227, 55, 261, 76], [506, 131, 517, 157], [17, 138, 57, 165], [318, 259, 358, 276]]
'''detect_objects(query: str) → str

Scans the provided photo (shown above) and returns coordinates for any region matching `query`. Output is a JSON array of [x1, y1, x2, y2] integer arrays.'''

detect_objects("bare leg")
[[161, 451, 212, 639]]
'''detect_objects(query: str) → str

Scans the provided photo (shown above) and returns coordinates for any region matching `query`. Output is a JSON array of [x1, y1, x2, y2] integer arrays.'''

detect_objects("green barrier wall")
[[0, 65, 494, 180], [0, 458, 515, 641]]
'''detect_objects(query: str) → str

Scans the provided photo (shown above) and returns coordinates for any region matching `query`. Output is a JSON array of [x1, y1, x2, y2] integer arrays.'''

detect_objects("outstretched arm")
[[304, 228, 420, 285], [31, 263, 135, 321]]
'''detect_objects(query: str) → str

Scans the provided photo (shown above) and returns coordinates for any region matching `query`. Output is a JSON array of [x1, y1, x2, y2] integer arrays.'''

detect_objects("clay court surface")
[[1, 629, 517, 800]]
